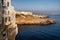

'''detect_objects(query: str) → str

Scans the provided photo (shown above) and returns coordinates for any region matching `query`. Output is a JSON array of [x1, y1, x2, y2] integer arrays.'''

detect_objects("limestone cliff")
[[16, 12, 56, 25]]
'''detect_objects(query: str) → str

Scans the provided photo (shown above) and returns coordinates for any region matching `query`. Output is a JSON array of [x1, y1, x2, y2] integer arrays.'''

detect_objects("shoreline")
[[16, 13, 56, 25]]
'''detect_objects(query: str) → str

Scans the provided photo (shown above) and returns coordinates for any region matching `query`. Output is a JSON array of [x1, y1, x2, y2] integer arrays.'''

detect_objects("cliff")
[[16, 13, 56, 25]]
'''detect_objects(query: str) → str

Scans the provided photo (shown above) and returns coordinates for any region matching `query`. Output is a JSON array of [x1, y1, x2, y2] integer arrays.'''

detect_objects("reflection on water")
[[16, 15, 60, 40]]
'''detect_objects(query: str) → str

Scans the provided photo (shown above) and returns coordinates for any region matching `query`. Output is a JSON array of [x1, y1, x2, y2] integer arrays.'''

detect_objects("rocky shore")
[[16, 13, 56, 25]]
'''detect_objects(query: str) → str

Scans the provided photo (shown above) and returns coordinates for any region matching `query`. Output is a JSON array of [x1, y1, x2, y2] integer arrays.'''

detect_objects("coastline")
[[16, 13, 56, 25]]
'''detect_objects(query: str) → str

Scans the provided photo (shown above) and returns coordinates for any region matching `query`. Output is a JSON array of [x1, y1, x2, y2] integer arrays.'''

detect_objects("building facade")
[[0, 0, 18, 40]]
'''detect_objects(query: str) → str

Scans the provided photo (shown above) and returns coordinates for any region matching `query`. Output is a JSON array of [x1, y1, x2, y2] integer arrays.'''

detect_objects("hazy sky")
[[11, 0, 60, 11]]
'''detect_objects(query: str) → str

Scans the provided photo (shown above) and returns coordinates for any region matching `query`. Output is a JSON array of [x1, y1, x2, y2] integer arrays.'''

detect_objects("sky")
[[11, 0, 60, 11]]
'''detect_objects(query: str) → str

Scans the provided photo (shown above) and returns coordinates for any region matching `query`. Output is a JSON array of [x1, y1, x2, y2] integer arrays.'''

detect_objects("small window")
[[7, 2, 9, 6], [9, 17, 11, 21], [5, 17, 11, 23], [5, 17, 7, 22], [2, 0, 3, 5]]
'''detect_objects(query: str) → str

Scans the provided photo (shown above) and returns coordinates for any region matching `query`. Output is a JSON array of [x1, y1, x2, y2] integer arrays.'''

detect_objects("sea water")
[[16, 15, 60, 40]]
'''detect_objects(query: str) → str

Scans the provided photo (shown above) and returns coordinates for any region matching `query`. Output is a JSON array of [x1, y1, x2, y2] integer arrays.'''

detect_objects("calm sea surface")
[[16, 15, 60, 40]]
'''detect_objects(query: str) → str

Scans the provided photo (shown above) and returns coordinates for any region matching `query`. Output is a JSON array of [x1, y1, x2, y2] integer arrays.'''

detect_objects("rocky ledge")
[[16, 14, 56, 25]]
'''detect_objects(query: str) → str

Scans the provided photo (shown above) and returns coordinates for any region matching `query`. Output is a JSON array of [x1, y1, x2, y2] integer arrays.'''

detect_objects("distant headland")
[[16, 11, 56, 25]]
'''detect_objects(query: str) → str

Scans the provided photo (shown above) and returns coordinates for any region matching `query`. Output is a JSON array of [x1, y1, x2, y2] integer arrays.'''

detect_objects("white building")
[[21, 11, 32, 15], [16, 11, 32, 15], [0, 0, 18, 40]]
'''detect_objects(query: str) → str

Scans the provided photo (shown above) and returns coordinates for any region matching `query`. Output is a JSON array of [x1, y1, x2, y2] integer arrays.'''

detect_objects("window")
[[9, 17, 11, 21], [2, 0, 3, 5], [7, 2, 9, 6], [8, 11, 11, 21], [5, 17, 7, 22]]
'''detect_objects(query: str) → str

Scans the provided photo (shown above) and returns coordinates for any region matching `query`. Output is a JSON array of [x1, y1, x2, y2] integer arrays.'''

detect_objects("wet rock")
[[49, 20, 56, 24]]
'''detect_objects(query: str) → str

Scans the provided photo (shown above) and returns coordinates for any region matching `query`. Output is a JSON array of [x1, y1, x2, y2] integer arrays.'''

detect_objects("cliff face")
[[16, 12, 56, 25]]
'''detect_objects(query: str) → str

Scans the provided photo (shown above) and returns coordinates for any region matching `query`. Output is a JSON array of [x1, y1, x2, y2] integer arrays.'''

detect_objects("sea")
[[15, 15, 60, 40]]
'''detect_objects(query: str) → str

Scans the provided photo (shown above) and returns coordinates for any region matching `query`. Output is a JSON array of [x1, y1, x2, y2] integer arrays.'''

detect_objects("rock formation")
[[16, 11, 56, 25]]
